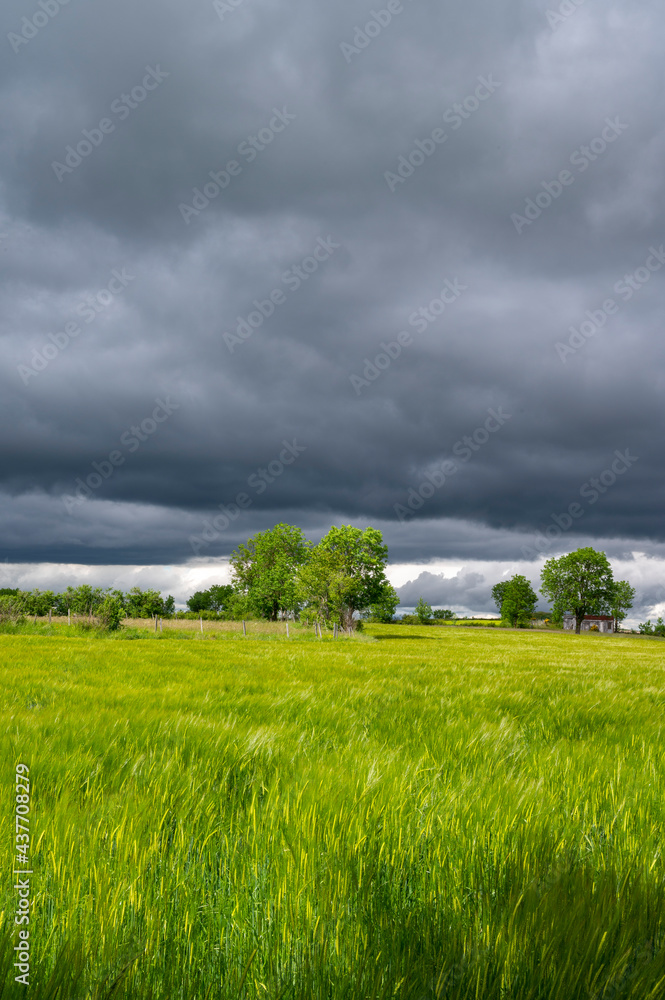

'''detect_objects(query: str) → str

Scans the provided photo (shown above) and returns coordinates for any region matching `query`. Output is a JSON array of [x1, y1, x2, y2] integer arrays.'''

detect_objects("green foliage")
[[186, 584, 234, 614], [95, 595, 126, 631], [497, 575, 538, 628], [491, 580, 509, 613], [0, 594, 25, 624], [230, 523, 310, 620], [639, 617, 665, 637], [610, 580, 636, 630], [125, 587, 174, 619], [432, 608, 456, 620], [362, 581, 400, 623], [415, 597, 433, 623], [540, 547, 616, 634], [296, 525, 389, 629]]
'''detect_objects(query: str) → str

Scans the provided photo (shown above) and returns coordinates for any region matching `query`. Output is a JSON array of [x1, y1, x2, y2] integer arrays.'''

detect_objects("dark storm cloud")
[[1, 0, 664, 565]]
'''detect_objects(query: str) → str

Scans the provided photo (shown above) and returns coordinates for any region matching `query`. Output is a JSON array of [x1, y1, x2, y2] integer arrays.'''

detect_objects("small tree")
[[96, 596, 125, 632], [609, 580, 635, 631], [415, 597, 433, 624], [540, 547, 615, 634], [363, 582, 400, 623], [431, 608, 455, 620], [496, 575, 538, 628]]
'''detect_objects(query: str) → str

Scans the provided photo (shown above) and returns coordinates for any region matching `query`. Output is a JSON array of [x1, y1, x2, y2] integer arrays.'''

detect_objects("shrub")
[[95, 596, 125, 632]]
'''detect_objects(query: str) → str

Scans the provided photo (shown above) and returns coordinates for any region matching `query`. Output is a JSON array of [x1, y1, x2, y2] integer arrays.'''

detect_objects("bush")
[[0, 595, 25, 625], [96, 597, 125, 632]]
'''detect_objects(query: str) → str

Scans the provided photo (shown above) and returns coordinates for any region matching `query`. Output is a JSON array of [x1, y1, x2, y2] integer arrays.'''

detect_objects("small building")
[[563, 613, 614, 633]]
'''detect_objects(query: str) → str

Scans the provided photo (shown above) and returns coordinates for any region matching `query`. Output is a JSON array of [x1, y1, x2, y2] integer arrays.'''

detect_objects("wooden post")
[[286, 621, 289, 638], [68, 608, 71, 626], [154, 616, 158, 633], [33, 613, 37, 625], [242, 620, 247, 636], [48, 609, 52, 624], [200, 616, 203, 633], [159, 619, 163, 633], [333, 623, 337, 639]]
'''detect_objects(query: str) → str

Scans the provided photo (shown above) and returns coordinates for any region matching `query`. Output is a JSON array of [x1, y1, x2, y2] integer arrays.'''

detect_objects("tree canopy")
[[230, 523, 310, 620], [540, 547, 614, 634], [492, 575, 538, 627], [296, 525, 390, 629]]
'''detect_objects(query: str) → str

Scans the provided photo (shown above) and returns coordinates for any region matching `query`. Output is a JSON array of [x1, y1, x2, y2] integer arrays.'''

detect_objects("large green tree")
[[492, 575, 538, 627], [296, 525, 389, 629], [540, 547, 615, 634], [230, 523, 310, 620]]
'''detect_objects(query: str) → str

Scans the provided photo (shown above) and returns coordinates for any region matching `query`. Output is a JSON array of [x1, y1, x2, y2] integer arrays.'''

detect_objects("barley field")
[[1, 626, 664, 999]]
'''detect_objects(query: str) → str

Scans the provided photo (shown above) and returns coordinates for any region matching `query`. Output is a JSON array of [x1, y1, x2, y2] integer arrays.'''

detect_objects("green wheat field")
[[1, 625, 665, 999]]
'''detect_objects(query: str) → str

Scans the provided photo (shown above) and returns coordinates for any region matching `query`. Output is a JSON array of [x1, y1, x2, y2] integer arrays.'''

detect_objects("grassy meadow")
[[1, 625, 665, 998]]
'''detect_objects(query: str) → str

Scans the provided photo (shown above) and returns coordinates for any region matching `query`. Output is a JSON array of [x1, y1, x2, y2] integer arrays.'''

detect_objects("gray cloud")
[[1, 0, 664, 572]]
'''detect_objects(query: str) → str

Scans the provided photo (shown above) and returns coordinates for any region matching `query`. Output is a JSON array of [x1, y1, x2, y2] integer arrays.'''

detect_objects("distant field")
[[1, 627, 664, 998]]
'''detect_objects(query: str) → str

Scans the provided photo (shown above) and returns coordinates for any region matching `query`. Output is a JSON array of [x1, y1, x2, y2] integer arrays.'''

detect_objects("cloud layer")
[[1, 0, 664, 580]]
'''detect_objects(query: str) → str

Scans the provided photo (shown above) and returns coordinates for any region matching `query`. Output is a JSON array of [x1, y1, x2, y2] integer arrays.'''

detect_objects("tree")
[[495, 575, 538, 628], [639, 618, 665, 637], [125, 587, 172, 618], [540, 547, 615, 634], [491, 581, 509, 614], [230, 524, 310, 620], [296, 525, 389, 630], [432, 608, 455, 620], [362, 582, 400, 623], [96, 595, 125, 631], [609, 580, 635, 632], [415, 597, 433, 623], [186, 584, 235, 614]]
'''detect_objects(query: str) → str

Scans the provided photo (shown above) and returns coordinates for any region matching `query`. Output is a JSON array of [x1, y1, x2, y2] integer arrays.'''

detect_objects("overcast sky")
[[1, 0, 664, 619]]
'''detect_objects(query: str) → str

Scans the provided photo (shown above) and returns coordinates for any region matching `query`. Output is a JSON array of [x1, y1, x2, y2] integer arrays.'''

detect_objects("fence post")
[[48, 609, 52, 624], [200, 615, 203, 633], [243, 620, 247, 636], [154, 616, 158, 633], [286, 621, 289, 639], [68, 608, 71, 626], [160, 619, 163, 633], [333, 623, 337, 639]]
